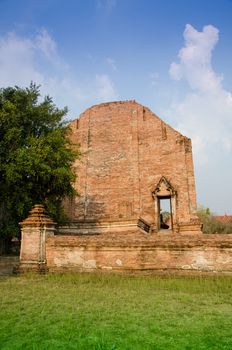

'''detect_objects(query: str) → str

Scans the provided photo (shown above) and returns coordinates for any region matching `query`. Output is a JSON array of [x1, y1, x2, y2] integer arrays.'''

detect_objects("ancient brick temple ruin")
[[19, 101, 232, 273], [63, 100, 201, 234]]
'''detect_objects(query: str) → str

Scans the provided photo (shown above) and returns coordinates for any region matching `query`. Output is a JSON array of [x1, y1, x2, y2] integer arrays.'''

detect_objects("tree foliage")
[[161, 211, 170, 223], [0, 83, 80, 238], [197, 206, 232, 234]]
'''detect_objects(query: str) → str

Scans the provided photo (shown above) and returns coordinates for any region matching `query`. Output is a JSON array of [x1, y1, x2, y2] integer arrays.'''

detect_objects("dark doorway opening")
[[158, 196, 173, 230]]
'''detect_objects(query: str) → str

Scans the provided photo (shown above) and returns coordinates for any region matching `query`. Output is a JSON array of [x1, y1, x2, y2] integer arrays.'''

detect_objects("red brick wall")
[[66, 101, 199, 231], [20, 227, 41, 262], [46, 232, 232, 273], [19, 104, 232, 274]]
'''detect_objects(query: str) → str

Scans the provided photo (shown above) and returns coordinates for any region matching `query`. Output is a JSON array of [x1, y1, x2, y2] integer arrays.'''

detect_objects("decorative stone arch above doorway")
[[152, 177, 178, 233]]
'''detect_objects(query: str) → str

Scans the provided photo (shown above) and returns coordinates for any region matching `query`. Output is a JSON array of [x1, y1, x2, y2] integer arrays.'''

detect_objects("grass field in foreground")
[[0, 273, 232, 350]]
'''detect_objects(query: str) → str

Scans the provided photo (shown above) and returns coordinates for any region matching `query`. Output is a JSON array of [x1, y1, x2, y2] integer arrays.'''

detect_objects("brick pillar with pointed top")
[[19, 204, 56, 273]]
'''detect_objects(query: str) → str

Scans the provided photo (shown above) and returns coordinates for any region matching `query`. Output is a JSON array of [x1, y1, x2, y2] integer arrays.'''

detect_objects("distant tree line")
[[197, 207, 232, 234]]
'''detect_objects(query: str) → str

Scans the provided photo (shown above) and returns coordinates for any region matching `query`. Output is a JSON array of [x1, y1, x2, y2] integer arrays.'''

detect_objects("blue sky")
[[0, 0, 232, 214]]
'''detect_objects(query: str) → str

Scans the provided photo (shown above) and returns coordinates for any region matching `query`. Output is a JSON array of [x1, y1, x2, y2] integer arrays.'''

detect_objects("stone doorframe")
[[152, 176, 178, 233]]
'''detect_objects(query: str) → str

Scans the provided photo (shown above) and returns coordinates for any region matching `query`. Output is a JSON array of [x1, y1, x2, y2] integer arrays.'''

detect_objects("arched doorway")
[[152, 177, 177, 232], [158, 196, 173, 230]]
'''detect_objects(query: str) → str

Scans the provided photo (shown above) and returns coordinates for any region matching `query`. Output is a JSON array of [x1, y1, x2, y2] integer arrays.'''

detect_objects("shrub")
[[197, 206, 232, 234]]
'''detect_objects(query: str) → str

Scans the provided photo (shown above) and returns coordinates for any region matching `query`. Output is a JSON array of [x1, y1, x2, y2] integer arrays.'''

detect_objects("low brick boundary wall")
[[46, 231, 232, 273], [19, 206, 232, 274]]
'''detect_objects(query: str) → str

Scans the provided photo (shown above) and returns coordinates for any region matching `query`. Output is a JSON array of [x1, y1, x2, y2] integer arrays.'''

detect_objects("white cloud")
[[0, 30, 77, 108], [0, 30, 118, 118], [169, 24, 222, 92], [169, 62, 182, 81], [0, 32, 43, 87], [97, 0, 117, 12], [106, 57, 117, 71], [95, 74, 118, 101], [34, 29, 62, 66], [168, 24, 232, 162], [150, 72, 159, 86]]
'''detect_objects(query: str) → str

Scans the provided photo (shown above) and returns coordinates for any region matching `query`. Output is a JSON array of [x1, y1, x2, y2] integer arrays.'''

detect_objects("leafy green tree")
[[0, 83, 80, 238]]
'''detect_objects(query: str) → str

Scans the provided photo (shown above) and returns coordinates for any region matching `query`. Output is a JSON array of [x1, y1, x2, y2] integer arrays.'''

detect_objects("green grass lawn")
[[0, 273, 232, 350]]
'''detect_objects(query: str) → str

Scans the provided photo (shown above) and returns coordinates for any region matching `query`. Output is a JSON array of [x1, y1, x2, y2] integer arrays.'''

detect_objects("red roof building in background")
[[214, 215, 232, 224]]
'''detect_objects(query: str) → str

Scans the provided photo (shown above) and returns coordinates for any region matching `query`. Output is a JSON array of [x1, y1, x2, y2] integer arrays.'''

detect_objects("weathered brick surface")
[[65, 101, 200, 233], [19, 205, 56, 272], [46, 233, 232, 273], [19, 102, 232, 274]]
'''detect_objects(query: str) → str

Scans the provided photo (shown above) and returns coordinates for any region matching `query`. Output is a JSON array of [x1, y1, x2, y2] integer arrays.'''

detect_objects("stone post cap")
[[20, 204, 56, 226]]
